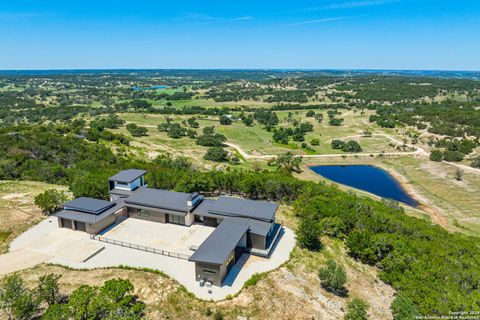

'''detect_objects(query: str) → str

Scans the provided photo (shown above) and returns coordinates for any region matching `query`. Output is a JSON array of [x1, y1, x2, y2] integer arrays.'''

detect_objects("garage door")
[[61, 218, 73, 229], [75, 221, 86, 232]]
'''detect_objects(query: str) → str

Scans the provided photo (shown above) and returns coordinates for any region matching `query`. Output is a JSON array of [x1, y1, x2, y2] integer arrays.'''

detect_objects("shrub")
[[429, 149, 443, 162], [344, 298, 368, 320], [470, 156, 480, 168], [34, 189, 68, 215], [297, 215, 322, 250], [311, 138, 320, 146], [219, 115, 232, 125], [442, 150, 464, 162], [318, 259, 347, 295], [126, 123, 148, 137], [204, 147, 228, 162], [331, 139, 346, 150], [391, 293, 418, 320]]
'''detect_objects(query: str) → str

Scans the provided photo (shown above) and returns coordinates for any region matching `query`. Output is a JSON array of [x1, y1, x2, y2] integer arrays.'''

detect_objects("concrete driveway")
[[1, 218, 105, 276], [1, 218, 296, 300]]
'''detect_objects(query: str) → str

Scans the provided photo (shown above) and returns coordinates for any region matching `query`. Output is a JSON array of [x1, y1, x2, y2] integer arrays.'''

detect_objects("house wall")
[[86, 214, 115, 234], [194, 262, 225, 287], [127, 207, 167, 223], [185, 212, 194, 226], [249, 233, 266, 250]]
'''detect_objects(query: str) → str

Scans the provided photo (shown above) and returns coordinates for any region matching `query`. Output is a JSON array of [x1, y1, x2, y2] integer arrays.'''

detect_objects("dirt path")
[[224, 141, 422, 160]]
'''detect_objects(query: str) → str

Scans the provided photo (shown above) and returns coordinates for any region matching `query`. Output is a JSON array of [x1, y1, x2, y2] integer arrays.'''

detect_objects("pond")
[[309, 165, 419, 207], [132, 85, 168, 91]]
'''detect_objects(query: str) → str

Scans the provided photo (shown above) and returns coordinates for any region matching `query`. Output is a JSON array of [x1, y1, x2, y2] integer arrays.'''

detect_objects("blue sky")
[[0, 0, 479, 70]]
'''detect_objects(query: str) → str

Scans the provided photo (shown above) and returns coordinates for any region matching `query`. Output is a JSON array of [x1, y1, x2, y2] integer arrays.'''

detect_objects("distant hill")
[[0, 69, 478, 80]]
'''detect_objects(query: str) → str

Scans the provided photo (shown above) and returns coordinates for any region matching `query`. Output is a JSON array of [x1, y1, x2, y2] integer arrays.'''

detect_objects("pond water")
[[309, 165, 419, 207], [132, 85, 168, 91]]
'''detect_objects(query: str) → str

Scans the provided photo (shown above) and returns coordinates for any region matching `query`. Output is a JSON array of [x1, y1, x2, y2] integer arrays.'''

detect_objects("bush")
[[297, 215, 322, 250], [0, 274, 40, 320], [429, 149, 443, 162], [34, 189, 68, 215], [318, 259, 347, 295], [126, 123, 148, 137], [219, 115, 232, 125], [196, 133, 227, 147], [442, 150, 464, 162], [310, 138, 320, 146], [391, 293, 418, 320], [331, 139, 346, 150], [344, 298, 369, 320], [204, 147, 228, 162], [470, 156, 480, 168]]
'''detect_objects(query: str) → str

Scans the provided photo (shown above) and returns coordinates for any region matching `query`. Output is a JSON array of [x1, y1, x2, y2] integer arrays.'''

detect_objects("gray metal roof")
[[62, 197, 115, 215], [124, 188, 203, 213], [208, 196, 278, 222], [189, 219, 249, 265], [191, 199, 216, 216], [109, 169, 147, 183], [56, 200, 125, 223]]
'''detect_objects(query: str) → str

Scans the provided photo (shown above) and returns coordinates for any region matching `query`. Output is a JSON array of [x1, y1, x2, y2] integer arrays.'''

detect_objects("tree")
[[34, 189, 68, 215], [454, 168, 464, 181], [429, 149, 443, 162], [93, 279, 145, 319], [166, 123, 186, 139], [344, 298, 369, 320], [196, 133, 227, 147], [297, 214, 321, 250], [343, 140, 363, 152], [242, 114, 254, 126], [204, 147, 228, 162], [69, 169, 114, 200], [203, 126, 215, 135], [306, 110, 315, 117], [442, 150, 464, 162], [275, 152, 302, 173], [37, 274, 62, 306], [187, 117, 199, 128], [0, 274, 40, 320], [219, 115, 232, 125], [318, 259, 347, 295], [391, 293, 418, 320], [65, 285, 98, 319], [331, 139, 346, 150], [130, 99, 151, 110], [126, 123, 148, 137], [329, 118, 344, 126]]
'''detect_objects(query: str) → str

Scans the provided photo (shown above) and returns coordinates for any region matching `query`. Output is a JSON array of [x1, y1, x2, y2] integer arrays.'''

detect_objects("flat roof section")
[[124, 188, 203, 213], [57, 200, 125, 223], [62, 197, 115, 215], [208, 196, 278, 222], [189, 219, 249, 265], [109, 169, 147, 183]]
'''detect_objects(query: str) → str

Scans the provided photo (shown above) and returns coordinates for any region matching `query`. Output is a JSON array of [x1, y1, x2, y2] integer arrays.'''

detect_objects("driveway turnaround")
[[1, 218, 296, 300]]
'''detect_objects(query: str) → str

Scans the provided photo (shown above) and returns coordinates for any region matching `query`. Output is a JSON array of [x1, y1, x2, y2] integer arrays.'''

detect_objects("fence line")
[[90, 234, 191, 260]]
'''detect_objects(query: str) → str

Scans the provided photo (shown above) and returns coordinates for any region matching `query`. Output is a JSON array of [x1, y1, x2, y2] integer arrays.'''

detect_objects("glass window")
[[203, 269, 217, 275], [169, 214, 185, 225]]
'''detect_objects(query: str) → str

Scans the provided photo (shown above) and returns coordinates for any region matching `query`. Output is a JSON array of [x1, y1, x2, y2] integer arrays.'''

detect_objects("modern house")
[[55, 169, 282, 286]]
